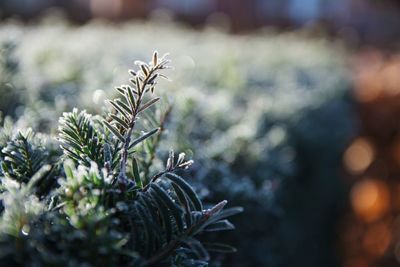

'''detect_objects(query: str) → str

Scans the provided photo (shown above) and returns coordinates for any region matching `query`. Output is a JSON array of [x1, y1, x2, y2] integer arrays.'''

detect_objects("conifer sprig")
[[104, 52, 170, 187]]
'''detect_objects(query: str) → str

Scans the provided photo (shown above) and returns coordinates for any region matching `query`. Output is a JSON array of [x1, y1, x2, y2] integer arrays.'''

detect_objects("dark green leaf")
[[203, 243, 237, 253], [164, 173, 203, 211], [132, 157, 143, 188], [138, 97, 160, 114], [115, 99, 132, 115], [110, 114, 129, 130], [148, 188, 173, 242], [184, 238, 209, 261], [129, 128, 159, 149], [171, 182, 192, 226], [136, 203, 155, 257], [109, 100, 130, 120], [150, 183, 184, 233], [204, 220, 235, 232], [103, 120, 125, 142]]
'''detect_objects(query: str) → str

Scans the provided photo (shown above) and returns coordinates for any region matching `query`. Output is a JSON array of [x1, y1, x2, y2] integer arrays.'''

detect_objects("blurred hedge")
[[0, 19, 357, 267]]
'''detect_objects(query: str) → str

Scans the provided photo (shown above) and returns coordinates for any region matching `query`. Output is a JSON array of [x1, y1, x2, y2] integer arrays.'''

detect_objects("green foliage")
[[0, 52, 241, 267], [0, 167, 128, 267], [0, 20, 356, 267], [1, 131, 48, 183], [58, 109, 106, 168], [0, 124, 59, 198]]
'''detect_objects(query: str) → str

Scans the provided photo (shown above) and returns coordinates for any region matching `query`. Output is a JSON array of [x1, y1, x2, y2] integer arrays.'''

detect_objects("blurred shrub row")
[[0, 20, 357, 267]]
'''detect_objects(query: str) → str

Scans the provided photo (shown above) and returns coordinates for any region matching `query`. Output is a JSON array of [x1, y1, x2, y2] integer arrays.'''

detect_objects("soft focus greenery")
[[0, 19, 356, 267], [0, 50, 242, 266]]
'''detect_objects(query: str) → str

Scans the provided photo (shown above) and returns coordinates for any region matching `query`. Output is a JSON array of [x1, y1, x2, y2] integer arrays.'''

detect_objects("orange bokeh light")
[[351, 179, 390, 222], [353, 52, 400, 103], [344, 138, 375, 175]]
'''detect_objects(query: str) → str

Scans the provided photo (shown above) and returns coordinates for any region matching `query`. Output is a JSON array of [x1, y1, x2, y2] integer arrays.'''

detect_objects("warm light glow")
[[351, 179, 390, 222], [344, 138, 375, 174], [354, 70, 383, 103], [352, 51, 384, 103], [353, 52, 400, 102], [382, 63, 400, 96]]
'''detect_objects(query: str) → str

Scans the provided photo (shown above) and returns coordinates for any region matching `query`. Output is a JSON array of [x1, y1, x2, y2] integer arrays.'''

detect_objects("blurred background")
[[1, 1, 400, 267]]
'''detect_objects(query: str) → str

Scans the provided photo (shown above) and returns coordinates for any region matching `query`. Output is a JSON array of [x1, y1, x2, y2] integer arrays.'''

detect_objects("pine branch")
[[1, 131, 48, 183], [144, 199, 242, 266], [58, 109, 104, 167], [142, 150, 194, 191], [104, 52, 171, 188]]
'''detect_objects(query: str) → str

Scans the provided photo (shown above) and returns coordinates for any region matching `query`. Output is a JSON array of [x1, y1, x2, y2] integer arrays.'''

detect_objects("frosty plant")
[[0, 52, 242, 266]]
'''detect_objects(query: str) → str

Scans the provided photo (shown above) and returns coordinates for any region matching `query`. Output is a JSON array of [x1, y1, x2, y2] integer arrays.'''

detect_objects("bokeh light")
[[344, 138, 375, 175], [351, 179, 390, 222]]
